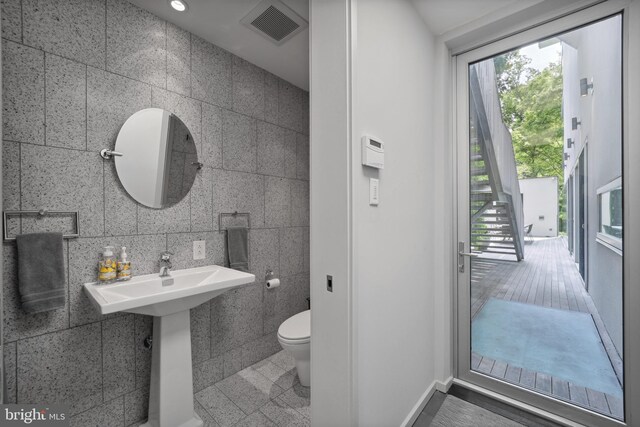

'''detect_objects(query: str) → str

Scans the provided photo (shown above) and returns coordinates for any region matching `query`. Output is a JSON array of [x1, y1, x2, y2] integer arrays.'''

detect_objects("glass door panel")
[[462, 14, 624, 422]]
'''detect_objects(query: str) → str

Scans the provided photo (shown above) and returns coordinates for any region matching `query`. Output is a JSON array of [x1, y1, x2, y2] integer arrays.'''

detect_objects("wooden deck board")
[[470, 237, 624, 420], [568, 383, 589, 407]]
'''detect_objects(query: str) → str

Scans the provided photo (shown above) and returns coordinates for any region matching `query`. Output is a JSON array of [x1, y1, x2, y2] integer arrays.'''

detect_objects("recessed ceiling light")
[[169, 0, 188, 12]]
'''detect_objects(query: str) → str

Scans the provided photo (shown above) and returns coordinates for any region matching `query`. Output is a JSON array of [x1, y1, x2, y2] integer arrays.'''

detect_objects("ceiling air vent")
[[241, 0, 308, 45]]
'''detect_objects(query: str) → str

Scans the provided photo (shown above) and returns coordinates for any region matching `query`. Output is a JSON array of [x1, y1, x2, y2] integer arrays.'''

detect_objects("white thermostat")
[[362, 136, 384, 169]]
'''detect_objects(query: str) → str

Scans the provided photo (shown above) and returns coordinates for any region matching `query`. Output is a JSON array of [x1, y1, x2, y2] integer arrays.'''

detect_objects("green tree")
[[494, 51, 566, 231]]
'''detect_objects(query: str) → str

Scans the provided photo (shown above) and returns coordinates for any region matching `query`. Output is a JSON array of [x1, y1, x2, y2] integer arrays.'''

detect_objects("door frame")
[[576, 142, 589, 287], [453, 2, 635, 426]]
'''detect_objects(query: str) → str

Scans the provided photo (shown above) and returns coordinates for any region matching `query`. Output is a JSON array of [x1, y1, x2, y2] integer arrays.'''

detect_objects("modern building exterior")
[[561, 16, 623, 356]]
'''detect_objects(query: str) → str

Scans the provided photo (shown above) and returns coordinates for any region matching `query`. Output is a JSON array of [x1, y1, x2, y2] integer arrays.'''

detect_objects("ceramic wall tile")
[[3, 41, 45, 144], [134, 314, 153, 389], [249, 228, 279, 278], [191, 301, 211, 365], [102, 314, 136, 401], [45, 54, 86, 150], [279, 227, 304, 277], [166, 231, 225, 270], [151, 87, 202, 143], [240, 333, 281, 369], [3, 142, 20, 236], [191, 35, 232, 109], [296, 133, 309, 180], [137, 195, 190, 234], [87, 67, 152, 152], [70, 397, 125, 427], [202, 103, 223, 169], [167, 23, 191, 96], [17, 323, 103, 415], [283, 129, 297, 179], [3, 341, 17, 403], [21, 144, 103, 236], [1, 0, 22, 43], [277, 79, 303, 133], [193, 356, 224, 393], [257, 121, 285, 177], [190, 167, 214, 232], [212, 169, 265, 229], [210, 284, 263, 358], [222, 110, 257, 173], [263, 72, 279, 125], [106, 0, 166, 87], [104, 162, 138, 236], [124, 387, 149, 426], [265, 177, 290, 228], [290, 180, 310, 227], [232, 56, 264, 120], [22, 0, 106, 68]]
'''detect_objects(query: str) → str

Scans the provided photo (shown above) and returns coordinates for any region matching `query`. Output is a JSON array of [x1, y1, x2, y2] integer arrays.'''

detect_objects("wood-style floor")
[[470, 237, 624, 420]]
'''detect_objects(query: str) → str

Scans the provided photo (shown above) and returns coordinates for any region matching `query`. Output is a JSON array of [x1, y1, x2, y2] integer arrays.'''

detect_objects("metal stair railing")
[[469, 60, 524, 260]]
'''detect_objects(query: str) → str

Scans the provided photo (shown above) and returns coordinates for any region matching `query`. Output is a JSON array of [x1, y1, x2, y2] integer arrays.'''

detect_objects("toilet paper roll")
[[266, 278, 280, 289]]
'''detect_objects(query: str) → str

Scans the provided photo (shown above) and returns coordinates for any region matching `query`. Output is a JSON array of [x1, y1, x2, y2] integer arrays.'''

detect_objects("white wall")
[[309, 1, 353, 425], [519, 177, 558, 237], [351, 1, 438, 426], [310, 0, 445, 425], [561, 16, 623, 354]]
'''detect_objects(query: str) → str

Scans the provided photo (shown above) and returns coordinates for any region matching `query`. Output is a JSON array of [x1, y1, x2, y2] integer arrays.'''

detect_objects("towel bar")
[[3, 210, 80, 241], [218, 211, 250, 233]]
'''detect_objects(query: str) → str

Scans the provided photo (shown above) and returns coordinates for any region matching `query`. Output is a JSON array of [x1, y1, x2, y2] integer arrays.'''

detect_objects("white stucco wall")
[[519, 177, 558, 237], [561, 16, 623, 354]]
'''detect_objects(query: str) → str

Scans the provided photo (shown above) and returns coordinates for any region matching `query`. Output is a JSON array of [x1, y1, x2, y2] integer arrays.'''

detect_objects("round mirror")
[[114, 108, 200, 209]]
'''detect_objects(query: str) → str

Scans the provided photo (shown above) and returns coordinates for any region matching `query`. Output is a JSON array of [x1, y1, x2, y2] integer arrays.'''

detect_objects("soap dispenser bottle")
[[117, 246, 132, 281], [98, 246, 117, 283]]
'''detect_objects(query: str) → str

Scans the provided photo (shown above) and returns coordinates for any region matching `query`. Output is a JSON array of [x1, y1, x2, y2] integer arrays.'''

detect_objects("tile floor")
[[193, 350, 310, 427]]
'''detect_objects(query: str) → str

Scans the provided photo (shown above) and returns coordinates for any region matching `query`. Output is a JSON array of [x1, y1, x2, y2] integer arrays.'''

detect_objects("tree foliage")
[[494, 50, 566, 231]]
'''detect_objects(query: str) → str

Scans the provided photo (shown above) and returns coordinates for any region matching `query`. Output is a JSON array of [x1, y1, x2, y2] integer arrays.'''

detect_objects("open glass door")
[[456, 12, 626, 426]]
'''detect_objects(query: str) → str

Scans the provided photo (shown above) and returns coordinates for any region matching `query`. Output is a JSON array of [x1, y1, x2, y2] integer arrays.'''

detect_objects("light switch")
[[193, 240, 205, 260], [369, 178, 379, 205]]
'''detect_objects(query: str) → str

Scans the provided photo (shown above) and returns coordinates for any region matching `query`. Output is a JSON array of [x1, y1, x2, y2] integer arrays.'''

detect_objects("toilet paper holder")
[[265, 270, 280, 289], [265, 269, 275, 281]]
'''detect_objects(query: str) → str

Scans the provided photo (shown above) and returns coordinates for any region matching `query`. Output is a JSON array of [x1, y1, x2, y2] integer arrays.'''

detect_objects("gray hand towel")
[[226, 226, 249, 272], [16, 232, 66, 313]]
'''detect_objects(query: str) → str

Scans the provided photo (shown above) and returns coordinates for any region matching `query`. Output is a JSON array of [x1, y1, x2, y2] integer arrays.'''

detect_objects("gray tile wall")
[[1, 0, 309, 424]]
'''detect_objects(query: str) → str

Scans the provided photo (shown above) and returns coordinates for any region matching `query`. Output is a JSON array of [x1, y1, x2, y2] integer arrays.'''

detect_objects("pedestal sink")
[[84, 265, 255, 427]]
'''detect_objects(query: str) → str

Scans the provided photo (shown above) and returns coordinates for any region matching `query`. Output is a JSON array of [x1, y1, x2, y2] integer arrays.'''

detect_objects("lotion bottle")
[[98, 246, 117, 283], [117, 246, 132, 281]]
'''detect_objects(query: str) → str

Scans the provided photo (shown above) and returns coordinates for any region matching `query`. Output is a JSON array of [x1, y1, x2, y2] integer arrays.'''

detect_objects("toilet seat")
[[277, 310, 310, 343]]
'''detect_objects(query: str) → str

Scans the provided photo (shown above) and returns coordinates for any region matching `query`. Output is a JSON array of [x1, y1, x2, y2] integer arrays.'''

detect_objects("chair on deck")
[[524, 223, 533, 243]]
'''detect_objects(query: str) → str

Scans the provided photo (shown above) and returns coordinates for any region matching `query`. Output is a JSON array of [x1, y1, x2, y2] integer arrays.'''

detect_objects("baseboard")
[[400, 377, 452, 427], [435, 376, 453, 393], [452, 379, 584, 427]]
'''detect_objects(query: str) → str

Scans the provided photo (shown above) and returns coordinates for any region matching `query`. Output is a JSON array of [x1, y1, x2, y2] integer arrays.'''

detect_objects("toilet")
[[277, 310, 311, 387]]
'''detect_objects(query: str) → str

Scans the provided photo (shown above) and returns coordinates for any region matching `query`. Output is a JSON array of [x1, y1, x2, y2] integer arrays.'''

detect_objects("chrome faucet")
[[159, 251, 173, 277]]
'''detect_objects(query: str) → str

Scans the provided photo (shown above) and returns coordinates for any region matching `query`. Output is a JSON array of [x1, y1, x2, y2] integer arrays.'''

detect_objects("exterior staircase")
[[469, 60, 524, 261]]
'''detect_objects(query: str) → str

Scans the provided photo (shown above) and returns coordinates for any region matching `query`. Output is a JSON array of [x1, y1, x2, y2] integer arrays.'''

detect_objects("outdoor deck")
[[470, 237, 624, 420]]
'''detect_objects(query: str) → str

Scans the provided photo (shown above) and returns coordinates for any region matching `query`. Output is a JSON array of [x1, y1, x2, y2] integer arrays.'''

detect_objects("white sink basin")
[[84, 264, 255, 316], [83, 264, 255, 427]]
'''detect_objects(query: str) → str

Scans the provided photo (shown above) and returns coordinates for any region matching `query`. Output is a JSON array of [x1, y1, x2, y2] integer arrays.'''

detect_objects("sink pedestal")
[[141, 310, 203, 427], [83, 265, 255, 427]]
